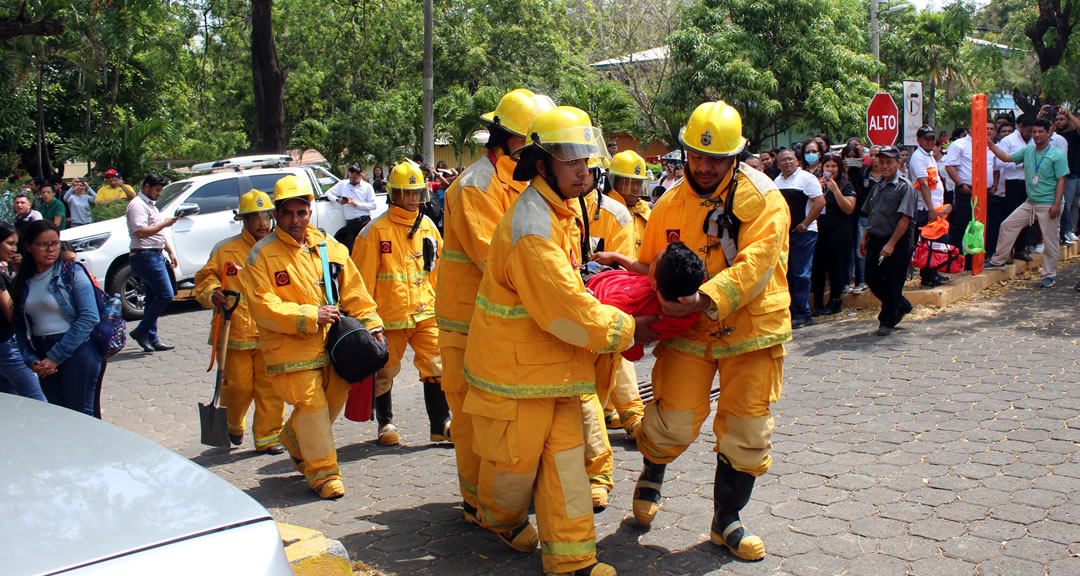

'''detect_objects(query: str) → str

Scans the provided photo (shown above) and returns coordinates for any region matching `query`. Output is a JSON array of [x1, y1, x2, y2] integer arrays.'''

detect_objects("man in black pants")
[[860, 146, 917, 337]]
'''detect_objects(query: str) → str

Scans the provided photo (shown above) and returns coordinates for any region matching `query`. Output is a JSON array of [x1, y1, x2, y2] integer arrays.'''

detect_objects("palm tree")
[[905, 9, 973, 126]]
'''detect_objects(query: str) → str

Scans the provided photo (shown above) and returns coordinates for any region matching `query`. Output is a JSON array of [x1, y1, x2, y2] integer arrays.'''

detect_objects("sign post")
[[902, 81, 923, 146], [971, 93, 987, 275], [867, 92, 899, 147]]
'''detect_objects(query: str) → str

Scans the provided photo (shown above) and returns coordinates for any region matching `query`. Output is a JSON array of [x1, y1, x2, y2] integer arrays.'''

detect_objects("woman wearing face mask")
[[800, 138, 824, 177], [0, 222, 46, 401]]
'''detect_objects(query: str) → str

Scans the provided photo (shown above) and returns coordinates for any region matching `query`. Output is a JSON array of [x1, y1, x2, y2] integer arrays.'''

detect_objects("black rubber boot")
[[632, 457, 667, 526], [374, 391, 399, 446], [710, 454, 764, 561], [826, 297, 843, 315], [423, 379, 452, 442]]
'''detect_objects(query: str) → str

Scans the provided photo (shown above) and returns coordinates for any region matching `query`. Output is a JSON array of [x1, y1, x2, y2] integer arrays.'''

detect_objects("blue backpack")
[[60, 261, 127, 358]]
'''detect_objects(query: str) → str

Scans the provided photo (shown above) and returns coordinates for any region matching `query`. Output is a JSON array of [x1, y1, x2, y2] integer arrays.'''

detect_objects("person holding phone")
[[125, 173, 179, 353], [326, 164, 377, 251], [811, 154, 856, 316]]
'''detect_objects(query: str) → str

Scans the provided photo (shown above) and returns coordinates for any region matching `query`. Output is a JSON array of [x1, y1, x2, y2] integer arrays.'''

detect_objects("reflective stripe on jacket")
[[352, 205, 442, 331], [244, 225, 382, 374], [638, 165, 792, 359], [435, 151, 526, 347], [194, 229, 260, 349], [463, 178, 635, 400]]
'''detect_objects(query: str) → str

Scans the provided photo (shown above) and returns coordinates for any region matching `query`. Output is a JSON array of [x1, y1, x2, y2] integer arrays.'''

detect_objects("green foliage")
[[57, 117, 172, 183], [663, 0, 879, 147]]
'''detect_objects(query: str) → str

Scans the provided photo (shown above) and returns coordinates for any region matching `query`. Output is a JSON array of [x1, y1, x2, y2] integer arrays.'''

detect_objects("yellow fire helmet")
[[512, 106, 609, 166], [235, 188, 274, 220], [679, 101, 747, 158], [607, 150, 649, 198], [388, 160, 431, 204], [272, 174, 315, 206], [481, 89, 557, 138]]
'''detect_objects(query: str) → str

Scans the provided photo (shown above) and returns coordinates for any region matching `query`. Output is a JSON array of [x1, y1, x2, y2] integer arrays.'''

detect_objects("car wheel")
[[108, 263, 146, 321]]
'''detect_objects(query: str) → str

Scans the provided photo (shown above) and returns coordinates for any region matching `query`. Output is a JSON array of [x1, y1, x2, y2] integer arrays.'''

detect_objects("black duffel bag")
[[326, 313, 388, 382]]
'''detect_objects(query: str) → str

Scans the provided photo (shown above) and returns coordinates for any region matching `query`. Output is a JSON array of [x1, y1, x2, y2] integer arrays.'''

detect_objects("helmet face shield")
[[390, 186, 430, 206], [611, 175, 648, 198], [535, 126, 610, 163]]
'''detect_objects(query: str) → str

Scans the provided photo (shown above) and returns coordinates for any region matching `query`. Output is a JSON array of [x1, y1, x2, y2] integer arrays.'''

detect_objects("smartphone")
[[845, 158, 863, 168], [822, 171, 832, 180]]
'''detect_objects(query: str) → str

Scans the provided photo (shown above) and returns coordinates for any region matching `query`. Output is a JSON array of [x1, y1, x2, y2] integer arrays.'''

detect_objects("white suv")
[[62, 160, 387, 319]]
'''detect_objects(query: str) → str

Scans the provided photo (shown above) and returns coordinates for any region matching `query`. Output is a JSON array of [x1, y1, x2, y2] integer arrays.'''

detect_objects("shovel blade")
[[199, 402, 230, 448]]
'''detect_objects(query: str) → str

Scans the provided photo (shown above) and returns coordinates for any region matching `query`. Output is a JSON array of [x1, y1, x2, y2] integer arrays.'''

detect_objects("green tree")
[[663, 0, 879, 147], [903, 2, 975, 126]]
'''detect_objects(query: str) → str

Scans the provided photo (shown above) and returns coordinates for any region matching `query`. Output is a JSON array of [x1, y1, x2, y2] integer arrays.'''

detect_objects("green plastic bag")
[[962, 195, 985, 255]]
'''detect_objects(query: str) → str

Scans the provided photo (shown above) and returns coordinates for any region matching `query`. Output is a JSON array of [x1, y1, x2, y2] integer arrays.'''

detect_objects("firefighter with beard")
[[463, 106, 652, 576], [195, 189, 286, 455], [436, 88, 556, 524], [630, 101, 791, 562], [352, 160, 450, 446]]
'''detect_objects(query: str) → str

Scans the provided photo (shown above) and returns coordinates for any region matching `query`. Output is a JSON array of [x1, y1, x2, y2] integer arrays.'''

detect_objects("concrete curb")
[[840, 241, 1079, 310], [278, 523, 351, 576]]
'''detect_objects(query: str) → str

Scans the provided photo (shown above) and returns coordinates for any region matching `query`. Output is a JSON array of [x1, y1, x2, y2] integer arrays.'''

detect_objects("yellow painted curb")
[[835, 242, 1079, 310], [278, 522, 351, 576]]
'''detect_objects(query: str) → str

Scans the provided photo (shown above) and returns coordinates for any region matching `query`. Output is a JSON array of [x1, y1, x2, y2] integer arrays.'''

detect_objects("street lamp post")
[[871, 0, 909, 85]]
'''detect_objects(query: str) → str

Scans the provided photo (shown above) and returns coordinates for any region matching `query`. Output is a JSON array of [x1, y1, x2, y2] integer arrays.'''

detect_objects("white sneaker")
[[1033, 244, 1044, 254], [851, 283, 869, 294], [1066, 232, 1079, 243]]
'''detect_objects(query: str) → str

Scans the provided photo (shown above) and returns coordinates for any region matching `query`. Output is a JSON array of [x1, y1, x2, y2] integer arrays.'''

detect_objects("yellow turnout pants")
[[598, 355, 644, 430], [637, 344, 785, 476], [466, 388, 597, 574], [274, 364, 349, 489], [442, 344, 478, 510], [376, 317, 443, 395], [221, 347, 286, 450]]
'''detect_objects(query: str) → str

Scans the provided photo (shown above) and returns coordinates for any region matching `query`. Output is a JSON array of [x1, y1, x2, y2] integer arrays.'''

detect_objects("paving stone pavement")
[[102, 264, 1080, 576]]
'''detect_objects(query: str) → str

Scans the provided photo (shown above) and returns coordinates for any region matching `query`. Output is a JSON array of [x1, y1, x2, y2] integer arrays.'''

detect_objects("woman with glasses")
[[0, 222, 46, 401], [12, 220, 102, 416]]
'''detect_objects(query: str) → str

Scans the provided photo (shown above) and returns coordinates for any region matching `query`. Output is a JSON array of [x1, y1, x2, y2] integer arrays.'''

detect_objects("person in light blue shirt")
[[986, 117, 1070, 287], [64, 178, 97, 226]]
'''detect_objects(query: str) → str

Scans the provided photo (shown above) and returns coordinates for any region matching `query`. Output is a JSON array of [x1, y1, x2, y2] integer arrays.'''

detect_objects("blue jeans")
[[849, 215, 869, 285], [0, 337, 45, 401], [129, 250, 175, 343], [788, 230, 817, 321], [32, 334, 101, 416]]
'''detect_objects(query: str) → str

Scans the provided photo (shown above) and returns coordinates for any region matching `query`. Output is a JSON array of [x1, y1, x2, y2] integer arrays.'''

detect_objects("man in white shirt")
[[909, 126, 949, 286], [326, 164, 378, 250], [775, 149, 825, 329], [993, 115, 1035, 259], [944, 121, 998, 267]]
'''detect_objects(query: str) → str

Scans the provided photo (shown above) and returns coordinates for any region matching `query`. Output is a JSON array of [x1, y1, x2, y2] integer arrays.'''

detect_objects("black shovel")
[[200, 290, 241, 448]]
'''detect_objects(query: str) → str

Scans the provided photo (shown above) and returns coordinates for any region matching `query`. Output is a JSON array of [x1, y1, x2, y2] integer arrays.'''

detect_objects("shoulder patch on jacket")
[[511, 187, 553, 246], [210, 233, 242, 258], [246, 233, 279, 266], [732, 167, 773, 221], [599, 196, 633, 227], [460, 156, 497, 191]]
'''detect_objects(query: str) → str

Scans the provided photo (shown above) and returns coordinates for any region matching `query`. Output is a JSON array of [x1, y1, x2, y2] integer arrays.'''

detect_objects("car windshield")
[[156, 181, 193, 210]]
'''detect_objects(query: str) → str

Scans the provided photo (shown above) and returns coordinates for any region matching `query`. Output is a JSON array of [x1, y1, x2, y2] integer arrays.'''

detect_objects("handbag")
[[910, 239, 965, 274], [317, 241, 388, 383], [60, 261, 126, 358]]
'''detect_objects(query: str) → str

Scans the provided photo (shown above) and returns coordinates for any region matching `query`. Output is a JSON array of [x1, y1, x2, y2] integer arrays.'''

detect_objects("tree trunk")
[[35, 49, 53, 178], [926, 76, 936, 128], [0, 17, 64, 41], [251, 0, 286, 153]]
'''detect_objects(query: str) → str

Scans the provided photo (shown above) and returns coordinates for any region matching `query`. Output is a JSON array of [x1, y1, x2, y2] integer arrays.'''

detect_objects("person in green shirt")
[[987, 117, 1070, 287], [35, 183, 67, 230]]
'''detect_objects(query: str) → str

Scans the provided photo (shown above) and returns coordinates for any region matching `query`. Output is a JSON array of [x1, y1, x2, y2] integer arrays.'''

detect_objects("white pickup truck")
[[61, 157, 387, 319]]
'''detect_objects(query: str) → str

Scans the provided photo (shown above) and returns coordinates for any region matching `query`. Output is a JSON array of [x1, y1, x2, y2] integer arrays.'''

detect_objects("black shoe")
[[936, 273, 950, 284], [151, 340, 175, 351], [810, 307, 828, 317], [633, 458, 667, 526], [791, 317, 813, 329], [826, 300, 843, 315], [229, 432, 243, 446], [1013, 251, 1033, 262], [130, 331, 154, 353], [423, 380, 453, 442], [261, 443, 286, 455], [876, 324, 894, 337]]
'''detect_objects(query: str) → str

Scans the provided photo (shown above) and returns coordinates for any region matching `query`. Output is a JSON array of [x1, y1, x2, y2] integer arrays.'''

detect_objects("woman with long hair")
[[811, 154, 857, 316], [800, 137, 825, 177], [0, 222, 45, 401], [13, 220, 102, 416], [371, 165, 387, 195]]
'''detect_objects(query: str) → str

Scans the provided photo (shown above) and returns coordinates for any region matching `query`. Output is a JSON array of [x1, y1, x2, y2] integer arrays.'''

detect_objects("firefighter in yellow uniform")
[[605, 150, 652, 259], [194, 189, 286, 454], [464, 106, 647, 576], [245, 175, 384, 500], [630, 102, 791, 562], [436, 89, 556, 523], [353, 161, 450, 446]]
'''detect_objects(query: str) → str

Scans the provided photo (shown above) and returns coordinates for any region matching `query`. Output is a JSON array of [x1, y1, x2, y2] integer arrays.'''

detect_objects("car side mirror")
[[175, 203, 200, 218]]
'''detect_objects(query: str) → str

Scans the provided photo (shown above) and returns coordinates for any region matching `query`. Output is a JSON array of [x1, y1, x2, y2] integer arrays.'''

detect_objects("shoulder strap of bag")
[[317, 241, 335, 307]]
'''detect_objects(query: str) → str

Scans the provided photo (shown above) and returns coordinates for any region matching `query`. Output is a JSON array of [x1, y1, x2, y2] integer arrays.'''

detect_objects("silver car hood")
[[0, 394, 273, 575]]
